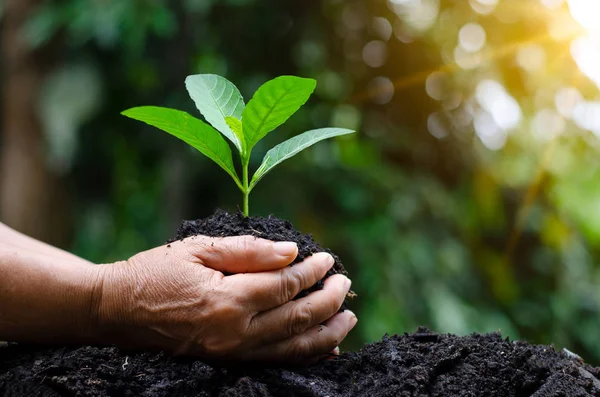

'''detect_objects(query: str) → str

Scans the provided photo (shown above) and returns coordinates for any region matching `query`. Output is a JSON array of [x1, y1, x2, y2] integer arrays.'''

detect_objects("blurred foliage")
[[8, 0, 600, 363]]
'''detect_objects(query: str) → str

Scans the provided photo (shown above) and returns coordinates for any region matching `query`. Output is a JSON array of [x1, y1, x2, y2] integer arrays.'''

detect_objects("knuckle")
[[203, 297, 239, 324], [288, 303, 314, 335], [200, 336, 242, 357], [290, 271, 306, 298], [279, 271, 301, 302]]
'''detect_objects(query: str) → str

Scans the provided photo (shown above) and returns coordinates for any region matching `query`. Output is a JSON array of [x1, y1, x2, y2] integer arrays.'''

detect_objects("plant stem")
[[242, 158, 249, 217]]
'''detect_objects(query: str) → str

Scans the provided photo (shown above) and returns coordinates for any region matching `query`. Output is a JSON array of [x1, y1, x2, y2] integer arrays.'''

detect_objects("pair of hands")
[[96, 236, 356, 364]]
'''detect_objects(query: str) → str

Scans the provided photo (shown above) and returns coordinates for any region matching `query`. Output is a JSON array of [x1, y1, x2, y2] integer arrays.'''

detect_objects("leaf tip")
[[121, 108, 134, 117]]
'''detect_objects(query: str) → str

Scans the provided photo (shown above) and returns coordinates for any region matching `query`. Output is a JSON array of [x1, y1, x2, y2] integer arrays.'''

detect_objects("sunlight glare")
[[570, 36, 600, 90], [474, 110, 507, 151], [567, 0, 600, 36], [541, 0, 564, 10], [476, 80, 522, 131], [573, 101, 600, 137]]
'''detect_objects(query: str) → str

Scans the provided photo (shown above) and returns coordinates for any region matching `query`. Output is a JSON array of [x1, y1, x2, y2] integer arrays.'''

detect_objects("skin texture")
[[0, 223, 357, 363]]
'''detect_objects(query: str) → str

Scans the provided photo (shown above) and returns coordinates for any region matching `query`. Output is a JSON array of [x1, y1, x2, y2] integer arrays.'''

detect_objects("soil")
[[2, 329, 599, 396], [1, 210, 599, 396]]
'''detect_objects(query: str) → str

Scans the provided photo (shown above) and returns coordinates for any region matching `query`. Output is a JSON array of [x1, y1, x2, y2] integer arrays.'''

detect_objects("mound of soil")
[[2, 329, 599, 396], [1, 211, 599, 396]]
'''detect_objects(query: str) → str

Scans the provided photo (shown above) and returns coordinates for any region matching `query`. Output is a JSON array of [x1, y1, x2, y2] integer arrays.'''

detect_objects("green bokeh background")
[[3, 0, 600, 364]]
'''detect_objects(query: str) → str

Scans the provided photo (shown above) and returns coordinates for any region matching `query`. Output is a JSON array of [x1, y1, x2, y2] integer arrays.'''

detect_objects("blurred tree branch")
[[0, 0, 72, 247]]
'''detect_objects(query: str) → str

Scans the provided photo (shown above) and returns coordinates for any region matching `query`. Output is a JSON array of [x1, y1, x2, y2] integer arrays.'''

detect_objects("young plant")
[[122, 74, 355, 216]]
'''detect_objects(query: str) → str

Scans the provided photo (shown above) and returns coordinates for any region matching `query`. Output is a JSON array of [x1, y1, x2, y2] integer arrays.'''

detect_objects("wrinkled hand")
[[94, 236, 356, 363]]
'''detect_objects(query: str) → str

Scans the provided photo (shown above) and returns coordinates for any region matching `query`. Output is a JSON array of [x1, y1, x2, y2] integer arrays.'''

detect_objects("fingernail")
[[327, 254, 335, 266], [332, 347, 340, 355], [315, 252, 334, 267], [346, 310, 358, 325], [274, 242, 298, 257], [344, 276, 352, 291]]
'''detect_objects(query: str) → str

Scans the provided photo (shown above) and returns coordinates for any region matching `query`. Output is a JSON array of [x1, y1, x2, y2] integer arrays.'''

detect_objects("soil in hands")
[[170, 209, 350, 305], [1, 210, 600, 396]]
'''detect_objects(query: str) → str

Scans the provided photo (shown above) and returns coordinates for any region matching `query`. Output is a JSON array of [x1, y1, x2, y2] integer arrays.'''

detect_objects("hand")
[[93, 236, 357, 363]]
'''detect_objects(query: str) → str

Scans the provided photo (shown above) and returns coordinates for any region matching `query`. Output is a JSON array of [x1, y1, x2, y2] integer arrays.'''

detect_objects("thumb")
[[183, 235, 298, 273]]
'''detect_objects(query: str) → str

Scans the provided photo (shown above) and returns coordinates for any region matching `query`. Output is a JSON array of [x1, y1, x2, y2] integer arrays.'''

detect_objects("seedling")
[[122, 74, 354, 216]]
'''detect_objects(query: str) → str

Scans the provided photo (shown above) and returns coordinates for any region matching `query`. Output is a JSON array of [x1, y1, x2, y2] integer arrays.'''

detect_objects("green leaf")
[[243, 76, 316, 151], [250, 127, 354, 190], [185, 74, 245, 152], [225, 116, 245, 155], [122, 106, 242, 189]]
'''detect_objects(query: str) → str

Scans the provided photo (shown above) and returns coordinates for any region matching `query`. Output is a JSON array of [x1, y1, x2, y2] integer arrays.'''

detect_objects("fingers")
[[182, 235, 298, 273], [247, 274, 351, 343], [227, 252, 336, 312], [247, 311, 358, 363]]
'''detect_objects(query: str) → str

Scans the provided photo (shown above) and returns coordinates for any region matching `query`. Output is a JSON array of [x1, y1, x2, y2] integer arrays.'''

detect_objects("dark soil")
[[1, 210, 599, 396], [2, 329, 600, 396]]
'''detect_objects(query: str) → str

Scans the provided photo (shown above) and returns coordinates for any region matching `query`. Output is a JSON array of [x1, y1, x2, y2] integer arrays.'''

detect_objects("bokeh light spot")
[[409, 0, 440, 32], [362, 40, 388, 68], [540, 0, 564, 9], [372, 17, 393, 41], [554, 86, 583, 118], [331, 105, 362, 131], [469, 0, 497, 15], [425, 71, 447, 101], [459, 23, 486, 53], [476, 80, 522, 130], [393, 20, 415, 43], [474, 110, 507, 151], [443, 91, 463, 110], [388, 0, 420, 5], [454, 45, 482, 69], [531, 109, 565, 142], [368, 76, 395, 104], [427, 112, 449, 139], [391, 0, 439, 32]]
